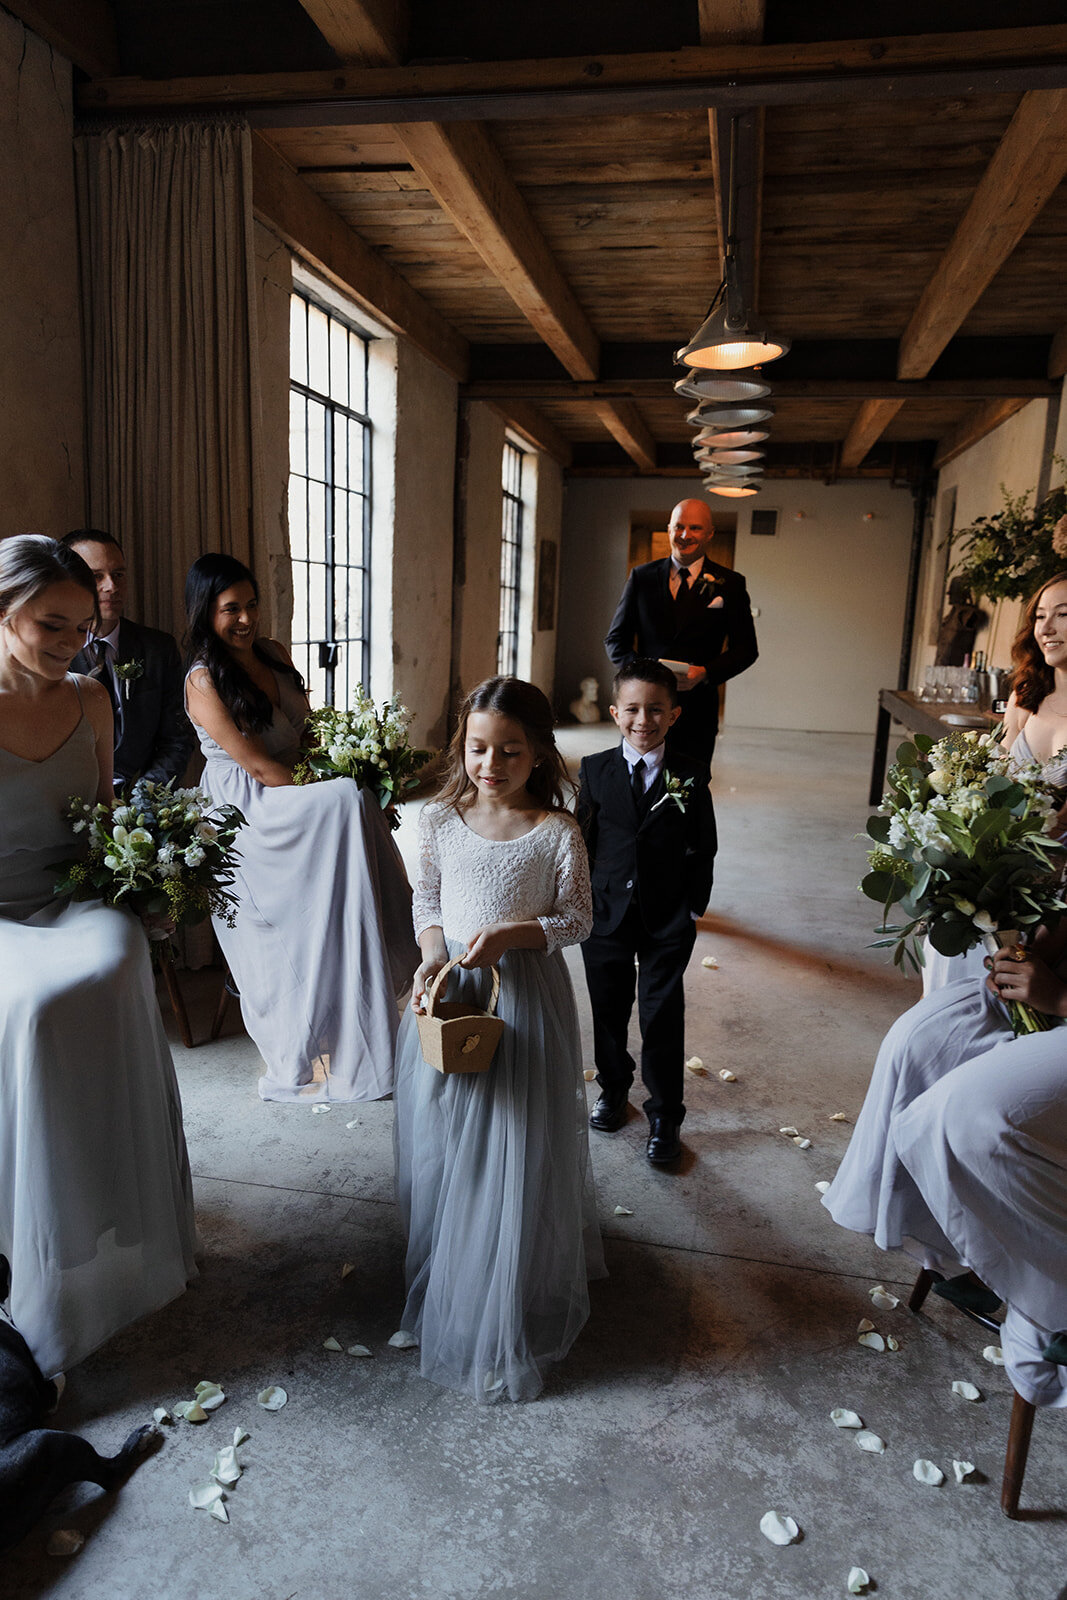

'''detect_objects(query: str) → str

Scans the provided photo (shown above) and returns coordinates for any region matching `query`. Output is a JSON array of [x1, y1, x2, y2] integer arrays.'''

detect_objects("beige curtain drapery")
[[74, 119, 263, 637]]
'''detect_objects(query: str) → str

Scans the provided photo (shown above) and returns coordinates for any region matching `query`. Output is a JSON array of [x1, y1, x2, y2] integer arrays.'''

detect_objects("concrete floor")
[[6, 727, 1066, 1600]]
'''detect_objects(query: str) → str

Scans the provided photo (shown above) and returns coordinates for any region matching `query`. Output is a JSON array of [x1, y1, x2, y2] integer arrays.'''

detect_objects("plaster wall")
[[556, 475, 914, 734], [452, 401, 506, 704], [0, 11, 84, 540], [916, 398, 1055, 678]]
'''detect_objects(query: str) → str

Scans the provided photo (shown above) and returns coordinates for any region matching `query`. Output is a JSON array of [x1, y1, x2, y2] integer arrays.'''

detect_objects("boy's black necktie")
[[631, 758, 646, 806]]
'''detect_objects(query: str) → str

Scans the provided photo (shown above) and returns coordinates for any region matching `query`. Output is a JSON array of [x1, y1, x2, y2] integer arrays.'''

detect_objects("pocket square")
[[708, 595, 724, 609]]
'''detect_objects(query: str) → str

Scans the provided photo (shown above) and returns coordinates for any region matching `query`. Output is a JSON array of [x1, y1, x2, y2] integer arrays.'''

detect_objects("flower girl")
[[393, 676, 604, 1402]]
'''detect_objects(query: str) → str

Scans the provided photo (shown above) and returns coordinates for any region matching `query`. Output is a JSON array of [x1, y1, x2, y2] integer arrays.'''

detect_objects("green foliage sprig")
[[953, 459, 1067, 603]]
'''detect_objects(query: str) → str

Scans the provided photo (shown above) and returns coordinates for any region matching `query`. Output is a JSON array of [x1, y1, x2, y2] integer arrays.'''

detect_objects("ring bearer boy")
[[578, 659, 717, 1165]]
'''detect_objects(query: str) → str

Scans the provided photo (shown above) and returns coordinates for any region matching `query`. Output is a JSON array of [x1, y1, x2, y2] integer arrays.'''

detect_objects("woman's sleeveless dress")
[[0, 688, 197, 1375], [188, 666, 419, 1102]]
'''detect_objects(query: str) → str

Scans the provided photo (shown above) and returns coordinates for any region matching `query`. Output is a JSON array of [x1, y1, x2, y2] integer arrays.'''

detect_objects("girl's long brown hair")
[[434, 677, 574, 814], [1011, 572, 1067, 711]]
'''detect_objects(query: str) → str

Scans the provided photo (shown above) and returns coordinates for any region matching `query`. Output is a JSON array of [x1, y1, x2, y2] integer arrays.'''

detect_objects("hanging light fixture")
[[686, 403, 773, 430], [674, 371, 771, 404], [707, 448, 764, 464], [694, 426, 768, 449], [676, 117, 789, 371], [704, 480, 761, 498], [695, 459, 762, 477]]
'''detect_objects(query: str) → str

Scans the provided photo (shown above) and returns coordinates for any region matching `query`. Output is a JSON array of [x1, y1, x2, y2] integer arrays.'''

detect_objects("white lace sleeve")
[[537, 816, 593, 954], [412, 805, 443, 940]]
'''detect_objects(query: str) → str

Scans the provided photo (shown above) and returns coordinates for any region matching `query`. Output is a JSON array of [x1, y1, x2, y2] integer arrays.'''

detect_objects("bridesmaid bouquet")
[[292, 693, 430, 825], [863, 730, 1067, 1029], [54, 779, 245, 929]]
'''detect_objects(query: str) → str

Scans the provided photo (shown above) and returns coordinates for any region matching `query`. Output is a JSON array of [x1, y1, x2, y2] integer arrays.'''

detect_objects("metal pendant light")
[[674, 370, 771, 404], [694, 426, 769, 449], [686, 403, 774, 430], [703, 479, 762, 498]]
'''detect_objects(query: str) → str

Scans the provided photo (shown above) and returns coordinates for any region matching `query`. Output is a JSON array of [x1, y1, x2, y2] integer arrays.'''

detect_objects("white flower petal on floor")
[[983, 1345, 1005, 1365], [952, 1381, 982, 1402], [233, 1425, 251, 1447], [913, 1459, 945, 1486], [814, 1180, 831, 1193], [583, 1069, 596, 1081], [189, 1482, 224, 1510], [209, 1499, 230, 1523], [831, 1408, 863, 1429], [346, 1118, 361, 1127], [388, 1330, 419, 1349], [347, 1344, 374, 1357], [195, 1381, 225, 1411], [858, 1332, 886, 1352], [153, 1407, 173, 1425], [759, 1511, 800, 1545], [323, 1336, 343, 1352], [953, 1459, 977, 1483], [847, 1567, 871, 1594], [829, 1112, 850, 1123], [779, 1126, 800, 1137], [701, 956, 719, 969], [685, 1056, 706, 1074], [869, 1286, 900, 1310], [613, 1205, 634, 1217], [257, 1385, 288, 1410], [793, 1136, 812, 1149], [341, 1262, 355, 1279], [857, 1318, 875, 1333], [885, 1335, 902, 1352], [175, 1400, 208, 1423], [718, 1069, 737, 1082], [212, 1445, 242, 1486], [46, 1530, 84, 1556], [855, 1431, 886, 1453], [312, 1103, 331, 1114]]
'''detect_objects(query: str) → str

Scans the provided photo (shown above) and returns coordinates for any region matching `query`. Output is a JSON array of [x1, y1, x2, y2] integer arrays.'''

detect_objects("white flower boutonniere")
[[115, 659, 144, 701], [694, 570, 725, 610], [650, 771, 694, 816]]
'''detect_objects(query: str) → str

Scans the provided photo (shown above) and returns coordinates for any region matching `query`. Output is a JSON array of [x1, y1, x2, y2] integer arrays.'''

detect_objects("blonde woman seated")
[[824, 934, 1067, 1409], [0, 536, 196, 1377]]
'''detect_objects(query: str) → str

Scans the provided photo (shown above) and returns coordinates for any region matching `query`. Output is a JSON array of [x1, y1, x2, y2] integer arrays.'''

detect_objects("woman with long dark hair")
[[184, 554, 418, 1102], [0, 536, 196, 1375]]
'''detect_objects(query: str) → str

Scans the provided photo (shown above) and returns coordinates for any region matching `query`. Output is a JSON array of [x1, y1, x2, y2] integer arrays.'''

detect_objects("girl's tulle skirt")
[[393, 941, 605, 1403]]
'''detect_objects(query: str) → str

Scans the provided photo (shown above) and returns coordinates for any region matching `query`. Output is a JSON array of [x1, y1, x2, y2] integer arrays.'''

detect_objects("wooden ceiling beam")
[[5, 0, 118, 77], [932, 398, 1032, 470], [295, 0, 407, 67], [495, 403, 573, 468], [592, 401, 658, 473], [77, 26, 1067, 124], [462, 377, 1056, 402], [391, 120, 600, 380], [841, 87, 1067, 469], [697, 1, 765, 47], [250, 133, 468, 379]]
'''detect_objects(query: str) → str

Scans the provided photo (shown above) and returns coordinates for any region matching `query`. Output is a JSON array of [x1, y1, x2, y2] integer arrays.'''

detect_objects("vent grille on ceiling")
[[750, 509, 779, 537]]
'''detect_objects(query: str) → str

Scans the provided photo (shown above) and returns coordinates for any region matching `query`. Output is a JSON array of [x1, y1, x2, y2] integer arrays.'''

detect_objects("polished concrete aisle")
[[7, 729, 1066, 1600]]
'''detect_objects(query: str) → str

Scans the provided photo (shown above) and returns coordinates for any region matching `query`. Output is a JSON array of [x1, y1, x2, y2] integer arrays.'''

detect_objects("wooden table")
[[869, 688, 999, 805]]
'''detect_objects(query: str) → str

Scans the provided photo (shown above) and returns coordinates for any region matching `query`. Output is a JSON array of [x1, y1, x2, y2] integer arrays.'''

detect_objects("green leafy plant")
[[953, 459, 1067, 603]]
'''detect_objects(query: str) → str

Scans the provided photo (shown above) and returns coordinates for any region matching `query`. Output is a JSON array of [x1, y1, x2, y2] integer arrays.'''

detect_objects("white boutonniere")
[[650, 771, 694, 815], [694, 569, 725, 610], [115, 659, 144, 701]]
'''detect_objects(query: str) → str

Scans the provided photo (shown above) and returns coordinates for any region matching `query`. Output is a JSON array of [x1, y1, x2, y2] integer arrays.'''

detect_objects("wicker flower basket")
[[416, 956, 505, 1075]]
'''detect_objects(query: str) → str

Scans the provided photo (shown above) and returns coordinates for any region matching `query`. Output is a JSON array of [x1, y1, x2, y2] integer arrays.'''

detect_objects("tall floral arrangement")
[[952, 462, 1067, 603], [862, 730, 1067, 1032]]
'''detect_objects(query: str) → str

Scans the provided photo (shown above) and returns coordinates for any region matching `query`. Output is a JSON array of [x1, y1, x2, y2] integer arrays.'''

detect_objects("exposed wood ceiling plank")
[[6, 0, 118, 77], [77, 26, 1067, 124], [839, 399, 905, 471], [592, 400, 657, 472], [841, 88, 1067, 468], [932, 398, 1031, 469], [295, 0, 407, 67], [391, 120, 601, 379], [697, 0, 765, 47], [495, 402, 573, 467], [250, 132, 468, 379]]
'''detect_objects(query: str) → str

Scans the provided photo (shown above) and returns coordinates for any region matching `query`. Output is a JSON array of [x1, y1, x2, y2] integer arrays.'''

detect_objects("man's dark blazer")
[[577, 747, 717, 940], [604, 556, 758, 689], [72, 617, 194, 789]]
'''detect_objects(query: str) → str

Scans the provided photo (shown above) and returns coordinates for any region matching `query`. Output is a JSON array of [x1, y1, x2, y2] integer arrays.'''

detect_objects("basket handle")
[[424, 955, 501, 1017]]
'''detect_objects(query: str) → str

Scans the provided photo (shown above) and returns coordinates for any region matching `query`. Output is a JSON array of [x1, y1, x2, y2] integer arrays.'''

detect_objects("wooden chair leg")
[[159, 950, 195, 1050], [1001, 1390, 1036, 1518], [909, 1266, 937, 1313], [209, 967, 236, 1042]]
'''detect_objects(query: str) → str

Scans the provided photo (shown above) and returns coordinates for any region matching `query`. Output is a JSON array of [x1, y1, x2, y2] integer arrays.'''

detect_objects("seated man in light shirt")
[[63, 529, 193, 792]]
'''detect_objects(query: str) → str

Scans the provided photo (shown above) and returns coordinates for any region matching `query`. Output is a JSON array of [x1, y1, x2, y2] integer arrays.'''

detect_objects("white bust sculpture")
[[570, 676, 601, 724]]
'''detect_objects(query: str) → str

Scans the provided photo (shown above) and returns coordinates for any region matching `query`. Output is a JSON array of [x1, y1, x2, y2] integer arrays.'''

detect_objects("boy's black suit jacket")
[[604, 557, 757, 689], [72, 618, 194, 789], [577, 747, 717, 940]]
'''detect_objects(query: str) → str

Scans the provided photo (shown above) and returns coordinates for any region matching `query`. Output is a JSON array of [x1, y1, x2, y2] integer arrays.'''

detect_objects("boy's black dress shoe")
[[646, 1117, 681, 1164], [589, 1091, 628, 1132]]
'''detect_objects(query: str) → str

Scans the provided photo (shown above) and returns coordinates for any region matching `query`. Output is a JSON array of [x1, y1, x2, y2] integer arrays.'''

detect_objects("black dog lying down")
[[0, 1256, 159, 1552]]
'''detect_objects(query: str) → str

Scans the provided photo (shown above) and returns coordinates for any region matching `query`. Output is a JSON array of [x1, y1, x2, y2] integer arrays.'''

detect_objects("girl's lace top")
[[413, 802, 592, 954]]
